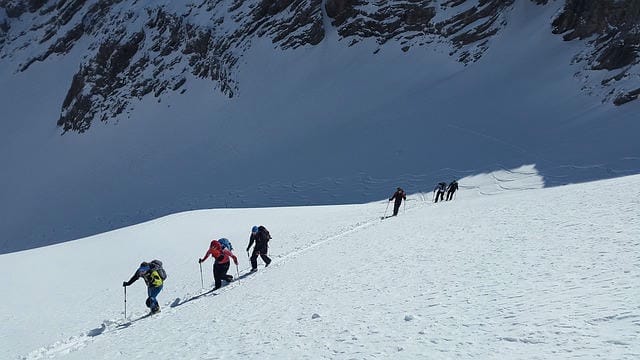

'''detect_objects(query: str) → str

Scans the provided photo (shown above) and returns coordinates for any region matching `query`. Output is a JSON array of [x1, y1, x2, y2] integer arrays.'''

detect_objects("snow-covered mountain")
[[0, 0, 639, 252], [1, 0, 637, 129], [1, 172, 638, 359]]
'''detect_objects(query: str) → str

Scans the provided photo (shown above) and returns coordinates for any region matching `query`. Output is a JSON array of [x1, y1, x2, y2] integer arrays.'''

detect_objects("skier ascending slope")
[[434, 182, 446, 203], [389, 187, 407, 216], [199, 239, 238, 290], [123, 260, 166, 314], [446, 180, 459, 201], [247, 225, 272, 272]]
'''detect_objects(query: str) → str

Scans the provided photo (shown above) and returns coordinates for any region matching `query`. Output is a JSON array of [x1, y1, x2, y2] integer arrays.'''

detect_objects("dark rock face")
[[552, 0, 640, 105], [324, 0, 513, 59], [437, 0, 515, 63], [1, 0, 639, 133], [0, 15, 8, 49], [5, 0, 326, 132], [327, 0, 437, 48]]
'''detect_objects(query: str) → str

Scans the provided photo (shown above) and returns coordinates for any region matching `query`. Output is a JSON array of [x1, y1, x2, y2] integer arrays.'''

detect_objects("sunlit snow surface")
[[2, 170, 638, 359]]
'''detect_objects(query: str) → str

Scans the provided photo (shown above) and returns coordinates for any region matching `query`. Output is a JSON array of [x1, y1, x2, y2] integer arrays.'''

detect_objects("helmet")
[[251, 225, 259, 233]]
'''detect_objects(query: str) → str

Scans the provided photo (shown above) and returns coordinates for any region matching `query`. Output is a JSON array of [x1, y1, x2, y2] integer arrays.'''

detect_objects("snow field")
[[2, 172, 639, 359]]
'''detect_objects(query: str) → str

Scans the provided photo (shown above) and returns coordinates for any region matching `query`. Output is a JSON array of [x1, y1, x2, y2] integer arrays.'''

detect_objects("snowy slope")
[[2, 171, 638, 359]]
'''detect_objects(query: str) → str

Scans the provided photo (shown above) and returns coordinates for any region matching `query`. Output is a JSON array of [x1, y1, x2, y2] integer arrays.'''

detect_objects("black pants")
[[250, 247, 271, 270], [435, 191, 445, 203], [446, 189, 456, 201], [213, 262, 232, 289], [393, 201, 402, 216]]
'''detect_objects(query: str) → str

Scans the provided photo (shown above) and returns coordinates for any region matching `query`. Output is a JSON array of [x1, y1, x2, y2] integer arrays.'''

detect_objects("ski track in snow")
[[19, 206, 408, 359], [14, 171, 640, 359], [19, 181, 447, 360]]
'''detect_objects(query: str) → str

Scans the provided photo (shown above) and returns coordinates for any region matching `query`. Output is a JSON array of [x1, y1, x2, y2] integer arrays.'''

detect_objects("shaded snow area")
[[0, 1, 639, 252], [2, 172, 638, 359]]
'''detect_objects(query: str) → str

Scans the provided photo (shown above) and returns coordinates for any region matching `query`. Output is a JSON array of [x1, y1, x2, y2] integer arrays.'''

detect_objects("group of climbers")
[[433, 180, 458, 203], [123, 180, 461, 314], [122, 225, 272, 314], [388, 179, 460, 215]]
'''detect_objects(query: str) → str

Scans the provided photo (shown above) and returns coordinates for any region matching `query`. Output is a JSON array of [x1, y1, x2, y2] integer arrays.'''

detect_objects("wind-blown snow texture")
[[0, 1, 639, 252], [1, 171, 638, 359]]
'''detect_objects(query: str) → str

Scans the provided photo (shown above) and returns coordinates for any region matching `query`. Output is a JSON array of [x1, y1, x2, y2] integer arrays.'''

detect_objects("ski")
[[115, 312, 154, 329], [170, 288, 217, 308]]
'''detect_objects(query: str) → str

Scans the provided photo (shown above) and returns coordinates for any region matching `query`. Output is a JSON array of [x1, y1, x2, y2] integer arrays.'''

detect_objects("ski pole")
[[236, 263, 240, 279], [124, 286, 127, 320], [404, 200, 406, 213], [383, 201, 390, 218], [199, 262, 204, 289]]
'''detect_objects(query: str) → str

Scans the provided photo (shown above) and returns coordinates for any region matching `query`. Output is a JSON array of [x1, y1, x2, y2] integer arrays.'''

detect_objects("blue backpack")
[[218, 238, 233, 251]]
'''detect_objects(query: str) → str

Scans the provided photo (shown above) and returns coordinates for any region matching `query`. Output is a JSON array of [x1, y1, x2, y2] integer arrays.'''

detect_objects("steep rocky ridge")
[[0, 0, 639, 133], [1, 0, 326, 132], [552, 0, 640, 105]]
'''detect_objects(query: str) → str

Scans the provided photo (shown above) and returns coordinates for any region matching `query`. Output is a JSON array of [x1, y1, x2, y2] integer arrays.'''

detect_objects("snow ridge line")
[[19, 201, 428, 359]]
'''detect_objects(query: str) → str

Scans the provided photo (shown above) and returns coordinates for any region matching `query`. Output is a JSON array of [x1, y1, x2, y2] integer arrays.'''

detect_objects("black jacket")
[[447, 181, 458, 192], [390, 189, 406, 204], [247, 226, 271, 252]]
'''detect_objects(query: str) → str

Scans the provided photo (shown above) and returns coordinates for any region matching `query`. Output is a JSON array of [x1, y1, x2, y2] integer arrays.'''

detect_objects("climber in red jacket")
[[199, 240, 238, 290]]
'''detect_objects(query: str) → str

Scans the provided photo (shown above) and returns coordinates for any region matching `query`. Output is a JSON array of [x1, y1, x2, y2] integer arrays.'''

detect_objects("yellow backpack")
[[148, 270, 163, 287], [145, 260, 166, 287]]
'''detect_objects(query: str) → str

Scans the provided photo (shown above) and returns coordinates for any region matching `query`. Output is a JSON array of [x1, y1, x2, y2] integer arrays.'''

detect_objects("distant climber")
[[434, 182, 446, 203], [446, 180, 459, 201], [199, 239, 238, 290], [389, 187, 407, 216], [247, 225, 272, 271], [123, 260, 166, 314]]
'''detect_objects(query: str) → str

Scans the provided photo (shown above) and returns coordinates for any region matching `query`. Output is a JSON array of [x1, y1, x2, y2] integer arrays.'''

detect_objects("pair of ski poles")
[[382, 199, 406, 218], [123, 261, 241, 319]]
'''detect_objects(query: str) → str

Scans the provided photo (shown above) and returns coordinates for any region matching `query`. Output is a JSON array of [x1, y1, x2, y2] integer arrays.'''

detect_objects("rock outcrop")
[[552, 0, 640, 105], [0, 0, 638, 133]]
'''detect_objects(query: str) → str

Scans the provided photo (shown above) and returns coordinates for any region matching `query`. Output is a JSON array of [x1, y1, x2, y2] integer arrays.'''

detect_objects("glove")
[[198, 258, 203, 264], [122, 281, 128, 287]]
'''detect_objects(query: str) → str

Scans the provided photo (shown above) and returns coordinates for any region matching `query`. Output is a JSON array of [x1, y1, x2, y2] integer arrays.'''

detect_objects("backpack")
[[258, 226, 272, 240], [218, 238, 233, 251], [150, 259, 167, 280]]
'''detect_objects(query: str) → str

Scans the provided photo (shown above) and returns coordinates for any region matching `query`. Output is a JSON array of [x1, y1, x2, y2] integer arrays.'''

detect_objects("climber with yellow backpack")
[[123, 260, 167, 314]]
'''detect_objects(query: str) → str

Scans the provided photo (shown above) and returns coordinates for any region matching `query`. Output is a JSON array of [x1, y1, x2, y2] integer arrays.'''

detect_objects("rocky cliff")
[[552, 0, 640, 105], [0, 0, 638, 133]]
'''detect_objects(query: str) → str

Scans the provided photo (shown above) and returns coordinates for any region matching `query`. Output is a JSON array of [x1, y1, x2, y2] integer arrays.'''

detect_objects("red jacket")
[[201, 240, 238, 265]]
